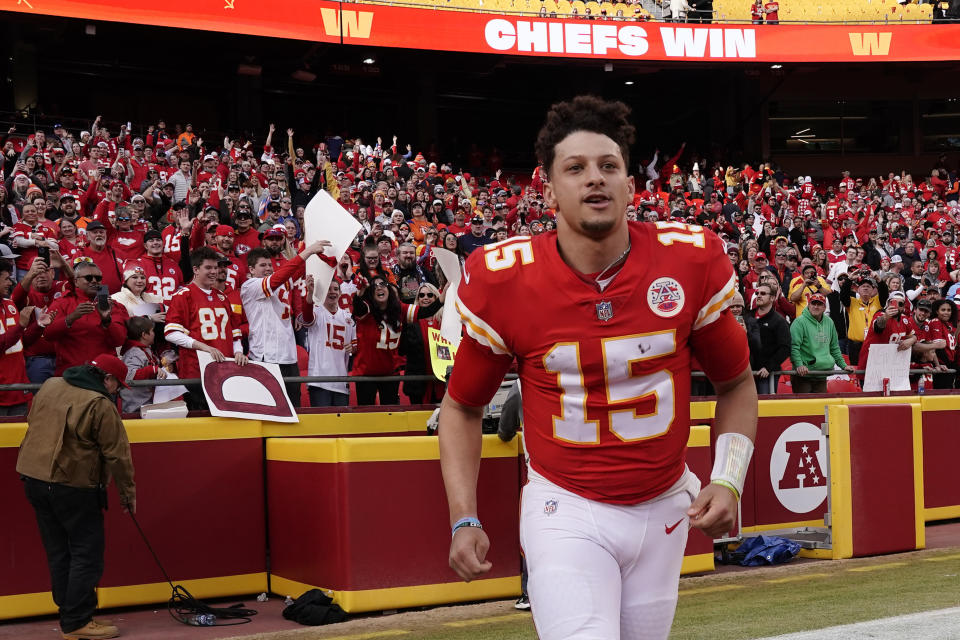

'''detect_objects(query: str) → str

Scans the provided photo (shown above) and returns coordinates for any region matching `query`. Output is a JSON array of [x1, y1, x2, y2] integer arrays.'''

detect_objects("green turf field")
[[237, 547, 960, 640], [270, 547, 960, 640]]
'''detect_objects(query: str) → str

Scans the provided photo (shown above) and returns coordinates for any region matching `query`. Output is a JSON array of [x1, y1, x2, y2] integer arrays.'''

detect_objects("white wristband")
[[710, 432, 754, 500]]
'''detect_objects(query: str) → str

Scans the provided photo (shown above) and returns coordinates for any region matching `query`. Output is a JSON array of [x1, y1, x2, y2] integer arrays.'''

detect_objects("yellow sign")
[[428, 328, 457, 381], [849, 33, 892, 56], [320, 8, 374, 38]]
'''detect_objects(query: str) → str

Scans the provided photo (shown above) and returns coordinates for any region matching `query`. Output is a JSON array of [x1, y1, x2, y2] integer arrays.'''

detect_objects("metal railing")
[[0, 370, 951, 395]]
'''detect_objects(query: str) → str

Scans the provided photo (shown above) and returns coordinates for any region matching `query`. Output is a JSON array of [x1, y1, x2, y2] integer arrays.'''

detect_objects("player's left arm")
[[687, 364, 757, 538], [686, 231, 758, 538]]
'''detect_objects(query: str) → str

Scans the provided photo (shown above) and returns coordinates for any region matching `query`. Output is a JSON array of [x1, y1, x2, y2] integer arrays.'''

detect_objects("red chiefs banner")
[[8, 0, 960, 62]]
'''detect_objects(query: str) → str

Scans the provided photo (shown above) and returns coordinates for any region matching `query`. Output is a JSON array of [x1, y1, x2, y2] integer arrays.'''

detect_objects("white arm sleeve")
[[165, 330, 197, 350]]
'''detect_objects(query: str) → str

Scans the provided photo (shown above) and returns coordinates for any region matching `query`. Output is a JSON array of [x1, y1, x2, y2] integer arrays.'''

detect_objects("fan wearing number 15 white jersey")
[[440, 97, 757, 640]]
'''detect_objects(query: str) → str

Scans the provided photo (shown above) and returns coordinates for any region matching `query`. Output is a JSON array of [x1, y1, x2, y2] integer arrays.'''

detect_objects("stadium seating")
[[363, 0, 934, 23]]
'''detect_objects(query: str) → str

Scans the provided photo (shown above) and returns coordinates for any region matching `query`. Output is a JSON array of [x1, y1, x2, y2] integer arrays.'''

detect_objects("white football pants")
[[520, 466, 700, 640]]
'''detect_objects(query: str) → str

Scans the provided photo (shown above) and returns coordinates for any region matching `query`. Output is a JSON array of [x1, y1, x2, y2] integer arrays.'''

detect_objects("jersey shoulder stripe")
[[165, 322, 188, 334], [456, 299, 511, 356], [695, 273, 738, 330]]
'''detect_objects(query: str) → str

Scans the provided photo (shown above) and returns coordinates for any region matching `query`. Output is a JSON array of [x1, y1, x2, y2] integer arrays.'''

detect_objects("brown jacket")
[[16, 373, 135, 505]]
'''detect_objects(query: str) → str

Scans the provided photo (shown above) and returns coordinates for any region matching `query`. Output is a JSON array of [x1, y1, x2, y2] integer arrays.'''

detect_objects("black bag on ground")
[[282, 589, 347, 626]]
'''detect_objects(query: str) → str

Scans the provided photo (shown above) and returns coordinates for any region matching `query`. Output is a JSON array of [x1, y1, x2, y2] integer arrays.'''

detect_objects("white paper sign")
[[862, 343, 912, 392], [303, 189, 362, 307], [433, 247, 463, 348], [151, 372, 189, 405], [197, 352, 299, 423]]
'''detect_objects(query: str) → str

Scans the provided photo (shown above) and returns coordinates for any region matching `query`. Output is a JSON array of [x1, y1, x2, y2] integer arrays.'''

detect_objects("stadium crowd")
[[0, 118, 958, 413]]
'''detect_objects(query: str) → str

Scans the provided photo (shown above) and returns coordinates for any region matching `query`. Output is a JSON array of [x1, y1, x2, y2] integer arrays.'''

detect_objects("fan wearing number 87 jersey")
[[448, 221, 749, 505], [165, 282, 242, 380]]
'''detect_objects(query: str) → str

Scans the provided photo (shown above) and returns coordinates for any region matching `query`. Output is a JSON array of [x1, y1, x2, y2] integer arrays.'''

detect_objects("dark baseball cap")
[[86, 221, 106, 231], [144, 229, 162, 242]]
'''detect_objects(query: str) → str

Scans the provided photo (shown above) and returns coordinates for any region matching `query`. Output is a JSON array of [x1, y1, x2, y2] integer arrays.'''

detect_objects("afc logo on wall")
[[769, 422, 828, 514]]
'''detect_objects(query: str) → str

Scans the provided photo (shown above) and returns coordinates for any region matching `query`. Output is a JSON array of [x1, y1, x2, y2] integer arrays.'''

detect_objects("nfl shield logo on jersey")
[[647, 277, 685, 318], [595, 301, 614, 322], [544, 499, 558, 516]]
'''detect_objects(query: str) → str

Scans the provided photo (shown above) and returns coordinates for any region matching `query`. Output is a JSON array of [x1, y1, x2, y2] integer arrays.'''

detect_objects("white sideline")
[[753, 606, 960, 640]]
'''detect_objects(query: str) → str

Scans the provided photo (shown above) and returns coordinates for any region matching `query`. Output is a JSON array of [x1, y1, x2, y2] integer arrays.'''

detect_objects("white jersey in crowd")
[[241, 275, 299, 365], [301, 305, 356, 395], [826, 260, 853, 286]]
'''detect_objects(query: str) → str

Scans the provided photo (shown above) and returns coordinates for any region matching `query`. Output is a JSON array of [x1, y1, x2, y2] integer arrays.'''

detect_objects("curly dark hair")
[[933, 298, 957, 326], [535, 96, 636, 178], [358, 277, 403, 331]]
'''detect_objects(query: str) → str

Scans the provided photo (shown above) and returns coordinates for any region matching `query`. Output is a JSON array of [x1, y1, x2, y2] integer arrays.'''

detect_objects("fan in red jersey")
[[11, 202, 59, 276], [212, 225, 246, 290], [0, 263, 38, 415], [907, 298, 945, 375], [164, 247, 248, 410], [929, 298, 958, 389], [12, 256, 69, 385], [232, 207, 260, 256], [351, 274, 441, 406], [439, 97, 757, 640], [859, 291, 917, 375], [126, 230, 183, 304]]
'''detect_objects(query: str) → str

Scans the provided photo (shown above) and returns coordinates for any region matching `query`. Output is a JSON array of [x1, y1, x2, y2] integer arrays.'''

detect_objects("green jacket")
[[789, 307, 847, 374]]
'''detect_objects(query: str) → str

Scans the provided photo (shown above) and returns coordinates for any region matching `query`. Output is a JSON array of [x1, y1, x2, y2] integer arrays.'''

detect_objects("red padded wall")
[[848, 405, 917, 556], [921, 411, 960, 512]]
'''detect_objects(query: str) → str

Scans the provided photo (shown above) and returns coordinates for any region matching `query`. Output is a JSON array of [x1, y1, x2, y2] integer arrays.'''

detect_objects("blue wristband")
[[451, 517, 482, 537]]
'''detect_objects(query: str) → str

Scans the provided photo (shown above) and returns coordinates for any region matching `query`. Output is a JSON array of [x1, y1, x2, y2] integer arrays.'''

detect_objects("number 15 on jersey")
[[544, 330, 677, 445]]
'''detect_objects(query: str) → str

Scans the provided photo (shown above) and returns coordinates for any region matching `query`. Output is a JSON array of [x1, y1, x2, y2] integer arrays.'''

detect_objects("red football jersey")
[[222, 255, 247, 290], [0, 298, 30, 406], [161, 226, 183, 264], [234, 227, 260, 256], [11, 223, 52, 272], [165, 283, 243, 379], [930, 318, 956, 363], [351, 303, 420, 376], [448, 222, 749, 505], [126, 255, 183, 303], [860, 312, 916, 372]]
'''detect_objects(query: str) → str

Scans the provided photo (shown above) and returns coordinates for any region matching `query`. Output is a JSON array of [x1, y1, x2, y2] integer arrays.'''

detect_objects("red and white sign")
[[8, 0, 960, 63]]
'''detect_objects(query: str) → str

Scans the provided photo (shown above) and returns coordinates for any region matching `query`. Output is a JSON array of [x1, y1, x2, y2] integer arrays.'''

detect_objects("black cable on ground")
[[129, 511, 258, 626]]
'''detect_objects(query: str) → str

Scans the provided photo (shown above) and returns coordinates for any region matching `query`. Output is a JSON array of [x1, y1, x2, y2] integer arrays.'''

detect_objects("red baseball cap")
[[808, 293, 826, 304], [755, 252, 768, 261], [215, 225, 235, 237], [90, 354, 130, 388], [264, 224, 286, 238]]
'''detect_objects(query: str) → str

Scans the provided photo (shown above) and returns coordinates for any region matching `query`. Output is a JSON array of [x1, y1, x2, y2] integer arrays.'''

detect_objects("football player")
[[439, 96, 758, 640]]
